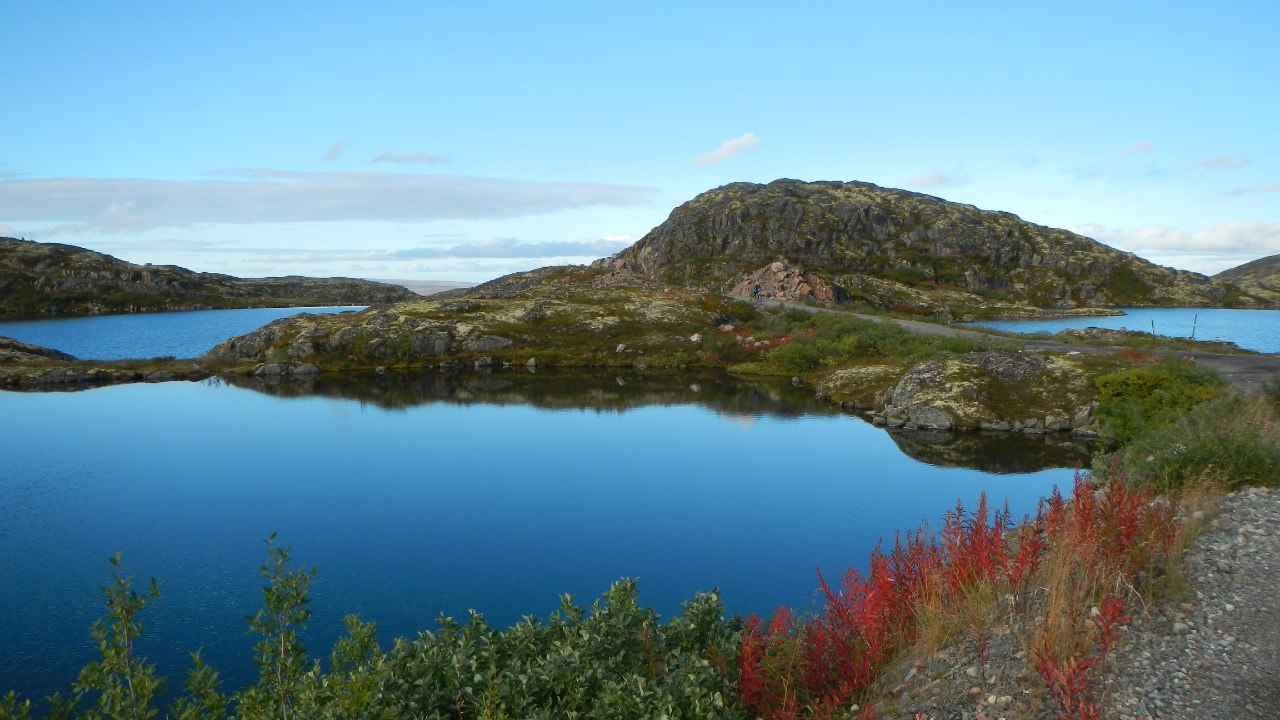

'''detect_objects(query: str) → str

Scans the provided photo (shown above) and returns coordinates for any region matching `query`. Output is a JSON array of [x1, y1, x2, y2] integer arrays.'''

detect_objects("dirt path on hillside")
[[734, 296, 1280, 394]]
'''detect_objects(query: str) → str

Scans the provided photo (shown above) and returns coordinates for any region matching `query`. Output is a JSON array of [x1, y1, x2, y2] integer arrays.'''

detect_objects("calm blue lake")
[[0, 372, 1082, 704], [0, 306, 365, 360], [975, 307, 1280, 354]]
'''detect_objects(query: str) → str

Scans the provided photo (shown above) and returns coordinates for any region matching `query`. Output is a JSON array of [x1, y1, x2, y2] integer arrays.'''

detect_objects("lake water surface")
[[0, 306, 365, 360], [975, 307, 1280, 354], [0, 371, 1084, 703]]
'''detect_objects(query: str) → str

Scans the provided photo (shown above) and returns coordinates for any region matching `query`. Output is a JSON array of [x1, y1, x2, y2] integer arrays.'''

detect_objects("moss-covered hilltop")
[[612, 179, 1275, 316], [1215, 253, 1280, 306], [203, 267, 736, 373], [0, 237, 419, 319]]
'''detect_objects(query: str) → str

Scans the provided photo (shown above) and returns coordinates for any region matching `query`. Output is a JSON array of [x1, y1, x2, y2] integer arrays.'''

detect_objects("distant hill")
[[612, 179, 1272, 314], [1214, 254, 1280, 306], [0, 237, 420, 319], [372, 279, 475, 297]]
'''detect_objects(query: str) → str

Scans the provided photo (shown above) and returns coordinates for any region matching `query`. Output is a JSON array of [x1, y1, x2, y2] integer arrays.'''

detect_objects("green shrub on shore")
[[1093, 359, 1223, 447], [1100, 394, 1280, 493], [1090, 358, 1280, 492], [1, 546, 743, 720]]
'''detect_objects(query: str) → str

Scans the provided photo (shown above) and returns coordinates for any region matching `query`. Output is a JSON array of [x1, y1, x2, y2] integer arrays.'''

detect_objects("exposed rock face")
[[615, 179, 1266, 309], [0, 237, 419, 318], [729, 261, 842, 306], [872, 351, 1098, 434]]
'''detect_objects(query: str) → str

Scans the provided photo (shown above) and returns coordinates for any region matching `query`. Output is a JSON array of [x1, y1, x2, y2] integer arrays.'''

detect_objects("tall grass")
[[746, 311, 1004, 373]]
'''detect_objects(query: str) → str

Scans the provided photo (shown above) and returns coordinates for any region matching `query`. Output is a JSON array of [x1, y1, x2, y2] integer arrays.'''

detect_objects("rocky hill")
[[1215, 253, 1280, 306], [0, 237, 419, 319], [611, 180, 1271, 316]]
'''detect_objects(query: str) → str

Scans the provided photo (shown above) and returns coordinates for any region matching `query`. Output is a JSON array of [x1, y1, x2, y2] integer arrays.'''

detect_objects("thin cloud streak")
[[692, 132, 760, 167], [1190, 154, 1249, 172], [1229, 183, 1280, 196], [0, 171, 656, 232], [1074, 221, 1280, 258], [1122, 141, 1155, 157], [371, 151, 445, 165], [323, 141, 347, 161], [909, 173, 953, 189], [245, 237, 633, 263]]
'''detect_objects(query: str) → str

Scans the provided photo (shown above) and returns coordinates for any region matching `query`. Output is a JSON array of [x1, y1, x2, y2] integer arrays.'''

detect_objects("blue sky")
[[2, 1, 1277, 282]]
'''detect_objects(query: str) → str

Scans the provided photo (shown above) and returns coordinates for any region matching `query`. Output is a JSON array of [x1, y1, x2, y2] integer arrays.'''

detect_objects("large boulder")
[[878, 351, 1097, 433]]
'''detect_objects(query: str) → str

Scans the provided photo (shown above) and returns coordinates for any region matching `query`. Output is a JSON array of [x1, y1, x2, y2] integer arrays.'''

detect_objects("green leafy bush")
[[1102, 394, 1280, 493], [373, 581, 742, 719], [1093, 360, 1222, 446], [4, 546, 743, 720]]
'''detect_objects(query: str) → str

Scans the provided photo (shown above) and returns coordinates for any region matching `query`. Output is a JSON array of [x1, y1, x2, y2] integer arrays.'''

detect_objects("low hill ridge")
[[0, 237, 419, 319], [1215, 254, 1280, 306], [613, 179, 1270, 314]]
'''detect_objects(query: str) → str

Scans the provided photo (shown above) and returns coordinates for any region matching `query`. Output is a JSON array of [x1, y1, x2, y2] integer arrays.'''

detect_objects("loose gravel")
[[1105, 486, 1280, 719]]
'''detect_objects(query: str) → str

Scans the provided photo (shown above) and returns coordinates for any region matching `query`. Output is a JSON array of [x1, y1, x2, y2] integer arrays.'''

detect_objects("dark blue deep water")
[[976, 307, 1280, 354], [0, 306, 365, 360], [0, 372, 1083, 703]]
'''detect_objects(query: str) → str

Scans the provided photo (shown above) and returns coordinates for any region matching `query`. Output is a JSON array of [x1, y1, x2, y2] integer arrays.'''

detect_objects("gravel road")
[[735, 297, 1280, 393]]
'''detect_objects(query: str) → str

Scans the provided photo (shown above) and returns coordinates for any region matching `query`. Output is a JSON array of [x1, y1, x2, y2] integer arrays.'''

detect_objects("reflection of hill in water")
[[886, 427, 1091, 475], [225, 369, 832, 417], [226, 370, 1090, 473]]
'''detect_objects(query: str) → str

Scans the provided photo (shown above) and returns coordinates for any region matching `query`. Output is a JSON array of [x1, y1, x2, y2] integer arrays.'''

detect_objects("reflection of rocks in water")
[[883, 424, 1091, 474], [225, 370, 1088, 473], [223, 369, 835, 419]]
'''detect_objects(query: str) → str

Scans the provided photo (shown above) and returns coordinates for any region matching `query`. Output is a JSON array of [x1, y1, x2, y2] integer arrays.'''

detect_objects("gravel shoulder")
[[1106, 487, 1280, 719]]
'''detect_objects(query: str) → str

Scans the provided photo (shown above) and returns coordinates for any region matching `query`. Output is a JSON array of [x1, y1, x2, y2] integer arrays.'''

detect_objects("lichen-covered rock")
[[883, 351, 1096, 432], [202, 283, 720, 372], [816, 364, 908, 409]]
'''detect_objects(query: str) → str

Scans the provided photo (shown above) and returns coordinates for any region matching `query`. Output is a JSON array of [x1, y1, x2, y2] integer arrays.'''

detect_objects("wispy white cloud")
[[1122, 141, 1155, 157], [245, 236, 633, 263], [692, 132, 760, 167], [1072, 220, 1280, 273], [323, 141, 347, 161], [1189, 154, 1250, 172], [909, 173, 955, 189], [0, 171, 655, 233], [372, 151, 445, 165], [1229, 183, 1280, 196]]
